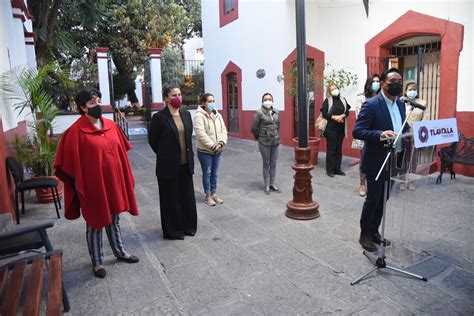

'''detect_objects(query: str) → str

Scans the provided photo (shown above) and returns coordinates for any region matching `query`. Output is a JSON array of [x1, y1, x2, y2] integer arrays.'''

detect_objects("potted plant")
[[285, 61, 358, 165], [1, 61, 70, 202]]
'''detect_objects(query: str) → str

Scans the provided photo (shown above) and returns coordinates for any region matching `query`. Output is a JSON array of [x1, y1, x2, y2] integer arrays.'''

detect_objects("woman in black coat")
[[148, 86, 197, 240], [321, 83, 351, 177]]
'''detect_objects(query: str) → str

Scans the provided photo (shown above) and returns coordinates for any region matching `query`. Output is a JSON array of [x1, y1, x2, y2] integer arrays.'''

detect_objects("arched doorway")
[[221, 61, 243, 137], [365, 10, 464, 120], [282, 45, 325, 146]]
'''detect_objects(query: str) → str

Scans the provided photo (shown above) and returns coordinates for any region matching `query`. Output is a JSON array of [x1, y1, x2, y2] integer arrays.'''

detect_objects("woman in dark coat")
[[321, 83, 351, 177], [148, 86, 197, 240]]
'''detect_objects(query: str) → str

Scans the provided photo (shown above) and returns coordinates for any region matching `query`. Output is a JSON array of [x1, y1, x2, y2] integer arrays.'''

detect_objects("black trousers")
[[360, 174, 387, 235], [157, 165, 197, 238], [324, 126, 345, 173], [359, 153, 403, 235]]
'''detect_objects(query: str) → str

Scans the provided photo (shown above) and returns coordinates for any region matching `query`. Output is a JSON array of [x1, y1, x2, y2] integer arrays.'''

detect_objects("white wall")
[[183, 36, 204, 60], [203, 0, 473, 113], [307, 0, 473, 112], [0, 0, 31, 131], [53, 113, 114, 134], [202, 0, 296, 112]]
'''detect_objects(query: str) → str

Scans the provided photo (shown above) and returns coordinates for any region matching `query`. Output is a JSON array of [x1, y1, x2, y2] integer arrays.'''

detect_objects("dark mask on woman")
[[87, 105, 102, 119], [387, 82, 403, 97]]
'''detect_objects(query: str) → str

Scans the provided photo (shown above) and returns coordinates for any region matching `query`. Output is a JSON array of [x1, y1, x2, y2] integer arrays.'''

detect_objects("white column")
[[148, 48, 164, 109], [96, 47, 112, 109]]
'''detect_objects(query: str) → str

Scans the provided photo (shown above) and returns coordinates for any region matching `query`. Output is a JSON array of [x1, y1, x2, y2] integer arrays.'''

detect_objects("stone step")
[[0, 212, 14, 234]]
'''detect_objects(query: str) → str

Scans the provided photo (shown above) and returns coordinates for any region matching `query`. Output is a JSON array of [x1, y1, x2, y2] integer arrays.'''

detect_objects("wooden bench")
[[436, 132, 474, 184], [0, 250, 64, 315]]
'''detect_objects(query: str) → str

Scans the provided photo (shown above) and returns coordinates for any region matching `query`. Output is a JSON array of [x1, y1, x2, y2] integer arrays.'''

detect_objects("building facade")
[[0, 0, 37, 214], [201, 0, 473, 174]]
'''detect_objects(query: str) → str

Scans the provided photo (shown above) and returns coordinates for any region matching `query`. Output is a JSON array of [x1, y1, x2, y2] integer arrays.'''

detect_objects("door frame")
[[221, 61, 243, 138]]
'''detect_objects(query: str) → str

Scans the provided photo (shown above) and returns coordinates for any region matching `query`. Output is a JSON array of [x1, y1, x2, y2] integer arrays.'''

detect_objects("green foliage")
[[113, 72, 136, 101], [324, 66, 359, 92], [284, 61, 358, 98], [161, 47, 184, 88], [0, 61, 69, 176]]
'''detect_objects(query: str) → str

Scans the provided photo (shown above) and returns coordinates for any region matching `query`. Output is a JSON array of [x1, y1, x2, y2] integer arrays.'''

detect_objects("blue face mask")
[[207, 102, 216, 111], [406, 90, 417, 99], [371, 82, 380, 92]]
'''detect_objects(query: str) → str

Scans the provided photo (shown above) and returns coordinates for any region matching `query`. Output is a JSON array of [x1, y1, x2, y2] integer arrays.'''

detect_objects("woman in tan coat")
[[194, 93, 228, 206]]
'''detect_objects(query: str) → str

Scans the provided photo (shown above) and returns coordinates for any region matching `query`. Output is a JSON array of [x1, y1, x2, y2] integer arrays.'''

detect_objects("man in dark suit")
[[353, 68, 407, 252]]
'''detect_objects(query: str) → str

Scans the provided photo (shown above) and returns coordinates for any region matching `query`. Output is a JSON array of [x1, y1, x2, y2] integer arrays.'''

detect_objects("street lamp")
[[285, 0, 320, 220]]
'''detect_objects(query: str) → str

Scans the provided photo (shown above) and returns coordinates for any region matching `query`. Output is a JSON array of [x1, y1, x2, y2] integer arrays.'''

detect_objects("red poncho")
[[54, 115, 138, 228]]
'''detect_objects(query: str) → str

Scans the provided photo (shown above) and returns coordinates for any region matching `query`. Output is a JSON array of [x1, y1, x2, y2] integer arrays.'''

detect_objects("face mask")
[[87, 104, 102, 119], [387, 82, 403, 97], [169, 96, 182, 108], [262, 100, 273, 108], [331, 89, 340, 97], [371, 82, 380, 92], [406, 90, 417, 99], [207, 102, 216, 111]]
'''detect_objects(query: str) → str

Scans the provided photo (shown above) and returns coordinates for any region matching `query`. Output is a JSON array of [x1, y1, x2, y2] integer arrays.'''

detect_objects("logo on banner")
[[418, 126, 429, 143], [413, 118, 458, 148]]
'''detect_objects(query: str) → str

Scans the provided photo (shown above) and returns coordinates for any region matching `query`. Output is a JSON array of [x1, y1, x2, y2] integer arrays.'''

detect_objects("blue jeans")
[[197, 151, 222, 194]]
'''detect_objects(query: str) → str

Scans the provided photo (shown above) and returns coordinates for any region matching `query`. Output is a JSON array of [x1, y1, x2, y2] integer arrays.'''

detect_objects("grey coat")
[[251, 107, 280, 146]]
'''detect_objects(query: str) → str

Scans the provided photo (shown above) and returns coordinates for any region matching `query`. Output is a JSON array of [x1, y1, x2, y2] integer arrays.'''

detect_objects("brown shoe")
[[211, 193, 224, 204], [372, 232, 391, 247], [358, 185, 366, 197], [204, 194, 216, 206], [359, 234, 377, 252]]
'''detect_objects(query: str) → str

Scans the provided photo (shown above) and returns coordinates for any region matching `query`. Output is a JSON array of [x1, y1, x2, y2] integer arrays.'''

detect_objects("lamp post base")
[[286, 147, 320, 220]]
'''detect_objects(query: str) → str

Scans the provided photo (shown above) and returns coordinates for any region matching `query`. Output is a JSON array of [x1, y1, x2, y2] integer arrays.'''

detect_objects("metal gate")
[[143, 60, 153, 129], [417, 49, 440, 120]]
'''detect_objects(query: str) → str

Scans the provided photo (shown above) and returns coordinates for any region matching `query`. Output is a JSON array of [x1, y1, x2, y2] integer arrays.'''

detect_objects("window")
[[219, 0, 238, 27], [224, 0, 235, 14]]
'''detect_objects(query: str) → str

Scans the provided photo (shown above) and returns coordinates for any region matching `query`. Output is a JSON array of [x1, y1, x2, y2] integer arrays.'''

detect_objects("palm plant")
[[1, 61, 70, 176]]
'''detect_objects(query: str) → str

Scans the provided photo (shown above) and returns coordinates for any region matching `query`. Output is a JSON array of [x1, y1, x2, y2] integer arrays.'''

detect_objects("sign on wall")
[[413, 118, 459, 148]]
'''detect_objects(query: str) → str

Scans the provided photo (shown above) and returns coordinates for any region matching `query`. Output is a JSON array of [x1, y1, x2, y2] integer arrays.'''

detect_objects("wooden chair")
[[0, 250, 64, 315], [0, 222, 70, 312], [6, 156, 62, 224]]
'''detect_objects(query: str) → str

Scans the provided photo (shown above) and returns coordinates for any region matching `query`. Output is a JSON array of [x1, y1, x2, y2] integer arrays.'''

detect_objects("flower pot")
[[292, 137, 321, 165], [34, 176, 64, 204]]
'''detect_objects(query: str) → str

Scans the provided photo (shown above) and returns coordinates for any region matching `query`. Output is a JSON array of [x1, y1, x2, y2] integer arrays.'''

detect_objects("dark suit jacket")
[[148, 106, 194, 179], [352, 93, 408, 176]]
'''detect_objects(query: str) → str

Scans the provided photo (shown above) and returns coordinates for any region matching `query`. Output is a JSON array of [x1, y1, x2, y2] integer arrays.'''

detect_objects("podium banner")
[[413, 118, 459, 148]]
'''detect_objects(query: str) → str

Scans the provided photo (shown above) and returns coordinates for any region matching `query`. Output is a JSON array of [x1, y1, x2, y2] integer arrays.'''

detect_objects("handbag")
[[315, 113, 327, 133]]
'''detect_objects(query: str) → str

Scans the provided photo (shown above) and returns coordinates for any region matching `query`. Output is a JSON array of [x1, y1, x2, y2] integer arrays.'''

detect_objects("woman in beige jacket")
[[194, 93, 228, 206]]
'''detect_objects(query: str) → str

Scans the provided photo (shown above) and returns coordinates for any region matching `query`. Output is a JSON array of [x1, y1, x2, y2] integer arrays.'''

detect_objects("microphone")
[[399, 96, 427, 111]]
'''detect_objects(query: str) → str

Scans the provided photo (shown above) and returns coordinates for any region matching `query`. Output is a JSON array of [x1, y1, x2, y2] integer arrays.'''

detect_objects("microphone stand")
[[351, 104, 428, 285]]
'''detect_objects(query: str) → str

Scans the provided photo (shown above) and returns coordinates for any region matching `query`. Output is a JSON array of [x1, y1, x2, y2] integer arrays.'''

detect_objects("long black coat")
[[148, 106, 194, 179]]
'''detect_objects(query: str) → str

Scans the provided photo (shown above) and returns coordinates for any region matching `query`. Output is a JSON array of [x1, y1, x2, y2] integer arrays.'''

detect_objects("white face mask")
[[262, 100, 273, 108], [406, 90, 417, 99], [331, 89, 340, 97]]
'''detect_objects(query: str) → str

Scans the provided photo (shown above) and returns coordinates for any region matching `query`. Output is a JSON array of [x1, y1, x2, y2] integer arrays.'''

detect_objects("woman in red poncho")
[[55, 88, 139, 278]]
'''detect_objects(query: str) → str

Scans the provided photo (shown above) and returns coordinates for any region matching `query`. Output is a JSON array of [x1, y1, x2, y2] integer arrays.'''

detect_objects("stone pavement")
[[3, 135, 474, 315]]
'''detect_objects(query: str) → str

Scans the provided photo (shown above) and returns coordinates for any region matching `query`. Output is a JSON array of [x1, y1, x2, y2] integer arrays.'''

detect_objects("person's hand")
[[380, 130, 397, 140]]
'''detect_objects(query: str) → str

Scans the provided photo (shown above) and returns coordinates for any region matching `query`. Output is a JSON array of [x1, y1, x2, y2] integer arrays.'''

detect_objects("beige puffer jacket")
[[193, 106, 228, 154]]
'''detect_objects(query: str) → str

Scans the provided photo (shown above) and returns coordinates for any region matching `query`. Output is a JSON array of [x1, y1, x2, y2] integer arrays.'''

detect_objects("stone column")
[[96, 47, 113, 112], [148, 48, 164, 110]]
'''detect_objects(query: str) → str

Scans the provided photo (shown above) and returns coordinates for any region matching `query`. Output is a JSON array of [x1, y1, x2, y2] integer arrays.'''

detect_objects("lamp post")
[[286, 0, 320, 220]]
